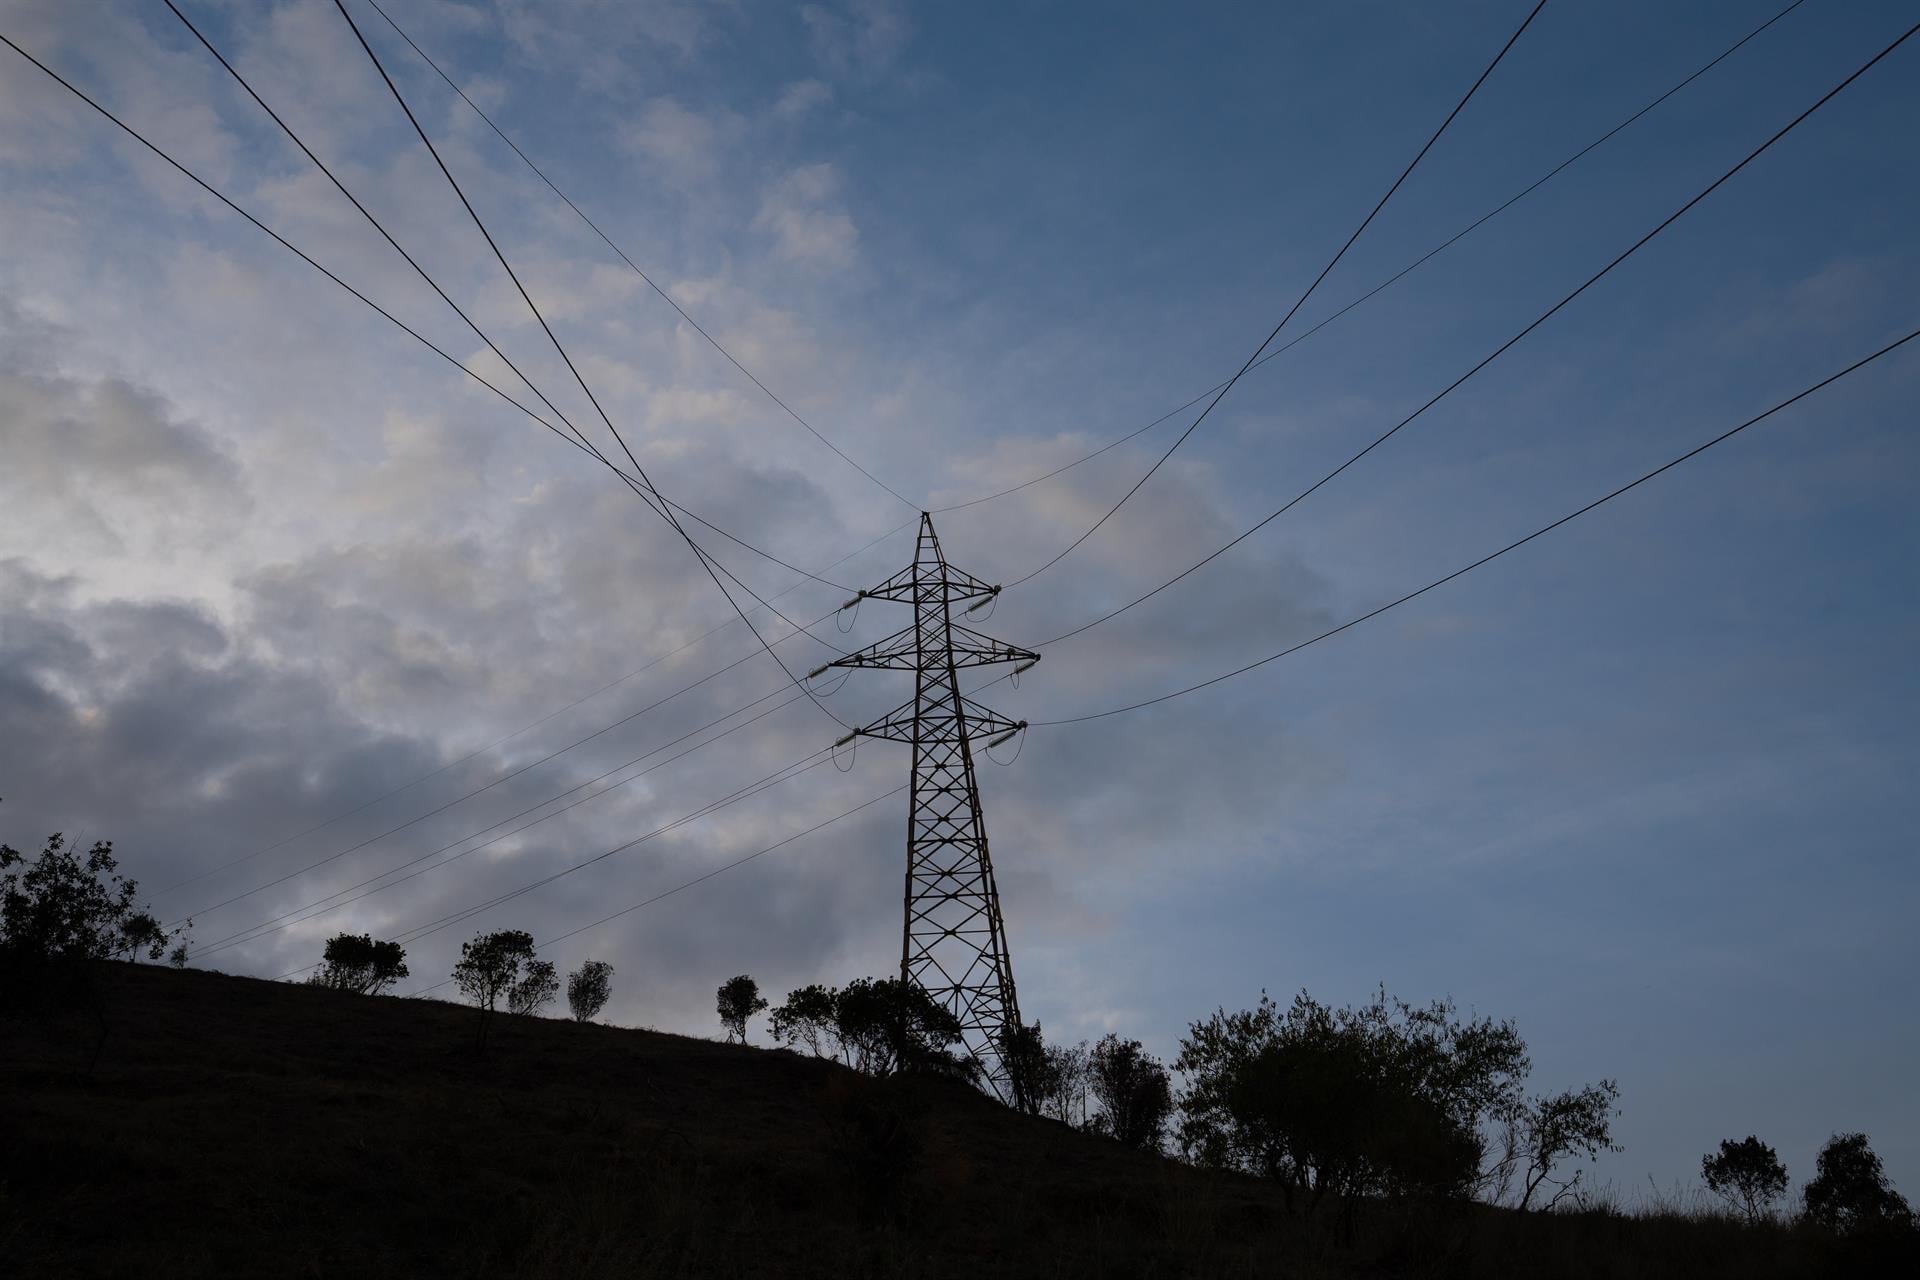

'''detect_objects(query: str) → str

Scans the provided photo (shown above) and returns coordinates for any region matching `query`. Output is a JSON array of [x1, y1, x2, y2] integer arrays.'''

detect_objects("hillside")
[[1, 965, 1906, 1278]]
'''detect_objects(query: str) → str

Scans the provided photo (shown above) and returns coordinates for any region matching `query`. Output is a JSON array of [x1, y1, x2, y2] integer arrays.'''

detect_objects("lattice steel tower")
[[825, 512, 1038, 1097]]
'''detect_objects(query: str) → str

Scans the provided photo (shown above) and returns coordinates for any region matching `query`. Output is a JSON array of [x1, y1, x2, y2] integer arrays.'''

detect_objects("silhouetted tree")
[[833, 976, 974, 1081], [770, 982, 842, 1059], [114, 912, 168, 962], [998, 1020, 1055, 1116], [716, 974, 767, 1044], [1087, 1034, 1172, 1150], [1803, 1133, 1913, 1235], [1504, 1081, 1620, 1211], [769, 977, 976, 1080], [1177, 989, 1531, 1217], [1702, 1136, 1789, 1222], [508, 959, 558, 1017], [452, 929, 549, 1046], [2, 833, 186, 1011], [307, 933, 409, 995], [1041, 1039, 1092, 1127], [566, 959, 614, 1023]]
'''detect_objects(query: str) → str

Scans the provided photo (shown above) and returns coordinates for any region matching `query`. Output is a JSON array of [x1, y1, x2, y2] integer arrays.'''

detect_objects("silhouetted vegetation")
[[1174, 988, 1610, 1226], [7, 963, 1918, 1277], [769, 976, 976, 1081], [1, 832, 185, 1013], [1086, 1033, 1173, 1150], [1702, 1135, 1788, 1222], [306, 932, 409, 995], [714, 973, 766, 1044], [451, 929, 552, 1046], [566, 959, 614, 1023], [1803, 1132, 1914, 1236], [1498, 1080, 1621, 1211]]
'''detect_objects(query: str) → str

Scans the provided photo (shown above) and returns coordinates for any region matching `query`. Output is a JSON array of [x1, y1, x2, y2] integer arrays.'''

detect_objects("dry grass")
[[2, 965, 1911, 1277]]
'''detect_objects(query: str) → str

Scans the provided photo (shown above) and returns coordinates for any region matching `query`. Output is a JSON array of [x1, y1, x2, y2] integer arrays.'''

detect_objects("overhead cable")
[[925, 0, 1810, 518], [1002, 0, 1553, 588], [399, 784, 906, 999], [358, 0, 920, 513], [1033, 17, 1920, 652], [1031, 324, 1920, 725], [328, 0, 851, 730]]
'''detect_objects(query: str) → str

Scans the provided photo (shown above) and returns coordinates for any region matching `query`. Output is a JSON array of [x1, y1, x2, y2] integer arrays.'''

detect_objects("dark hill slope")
[[3, 964, 1282, 1278], [4, 965, 1905, 1278]]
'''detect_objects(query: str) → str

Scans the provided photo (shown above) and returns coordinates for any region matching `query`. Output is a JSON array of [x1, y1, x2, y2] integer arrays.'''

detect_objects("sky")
[[2, 0, 1916, 1202]]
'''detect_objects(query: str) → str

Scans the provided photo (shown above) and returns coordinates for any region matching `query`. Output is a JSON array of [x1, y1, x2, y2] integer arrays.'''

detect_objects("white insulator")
[[807, 663, 831, 679], [840, 591, 865, 611], [833, 732, 856, 748], [985, 720, 1027, 749], [1013, 657, 1039, 675]]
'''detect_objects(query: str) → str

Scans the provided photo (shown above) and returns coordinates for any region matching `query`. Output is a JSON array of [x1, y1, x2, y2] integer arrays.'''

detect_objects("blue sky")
[[2, 0, 1916, 1201]]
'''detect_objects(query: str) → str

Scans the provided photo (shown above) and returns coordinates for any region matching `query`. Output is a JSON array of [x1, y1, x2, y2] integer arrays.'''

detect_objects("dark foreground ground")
[[2, 964, 1910, 1278]]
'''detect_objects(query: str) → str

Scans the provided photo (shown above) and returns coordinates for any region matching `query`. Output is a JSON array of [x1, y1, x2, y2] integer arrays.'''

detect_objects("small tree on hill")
[[2, 833, 186, 1010], [999, 1020, 1056, 1116], [1177, 989, 1533, 1217], [770, 982, 841, 1058], [1041, 1039, 1092, 1127], [768, 977, 977, 1080], [1505, 1081, 1620, 1212], [1803, 1133, 1913, 1235], [308, 933, 409, 995], [452, 929, 551, 1046], [1087, 1034, 1173, 1150], [1702, 1136, 1789, 1222], [717, 974, 767, 1044], [507, 959, 558, 1017], [566, 959, 614, 1023], [834, 976, 975, 1081]]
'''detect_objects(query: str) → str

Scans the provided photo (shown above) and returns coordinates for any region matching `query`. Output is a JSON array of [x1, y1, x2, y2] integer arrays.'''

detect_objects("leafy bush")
[[1803, 1133, 1913, 1235], [769, 976, 975, 1080], [1, 833, 185, 1011], [716, 974, 767, 1044], [1177, 988, 1535, 1216], [566, 959, 614, 1023], [307, 933, 409, 995], [452, 930, 553, 1045], [1702, 1136, 1788, 1222], [1087, 1034, 1173, 1150]]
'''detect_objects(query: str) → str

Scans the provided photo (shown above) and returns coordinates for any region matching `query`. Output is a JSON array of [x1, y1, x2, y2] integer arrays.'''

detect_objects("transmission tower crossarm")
[[826, 622, 1038, 673]]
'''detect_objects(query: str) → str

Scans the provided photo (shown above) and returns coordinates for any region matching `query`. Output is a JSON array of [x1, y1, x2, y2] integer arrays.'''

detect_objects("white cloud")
[[771, 78, 833, 120], [753, 163, 858, 268]]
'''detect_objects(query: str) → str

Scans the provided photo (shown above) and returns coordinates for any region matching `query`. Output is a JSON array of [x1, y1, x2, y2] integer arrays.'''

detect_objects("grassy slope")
[[2, 965, 1908, 1278]]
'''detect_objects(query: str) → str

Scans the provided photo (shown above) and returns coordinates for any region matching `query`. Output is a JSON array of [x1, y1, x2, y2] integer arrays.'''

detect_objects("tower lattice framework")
[[827, 512, 1038, 1097]]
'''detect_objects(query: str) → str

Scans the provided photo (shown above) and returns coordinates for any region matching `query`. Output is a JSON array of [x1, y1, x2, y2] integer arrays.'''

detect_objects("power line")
[[926, 0, 1809, 519], [1032, 16, 1919, 652], [163, 594, 853, 928], [1002, 0, 1553, 589], [153, 520, 903, 898], [358, 0, 920, 513], [401, 784, 906, 999], [328, 0, 850, 732], [275, 748, 844, 981], [2, 21, 863, 653], [270, 744, 848, 990], [1031, 324, 1919, 726], [169, 0, 848, 718], [196, 697, 819, 960]]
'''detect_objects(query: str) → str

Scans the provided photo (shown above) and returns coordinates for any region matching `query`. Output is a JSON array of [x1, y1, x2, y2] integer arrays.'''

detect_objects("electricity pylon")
[[822, 512, 1038, 1098]]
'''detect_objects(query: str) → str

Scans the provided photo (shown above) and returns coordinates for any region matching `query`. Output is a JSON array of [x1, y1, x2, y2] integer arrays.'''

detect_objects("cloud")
[[753, 164, 858, 268], [621, 96, 736, 181], [799, 0, 910, 80], [0, 304, 248, 567], [771, 78, 833, 120]]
